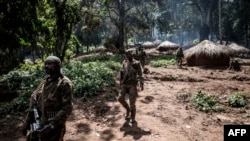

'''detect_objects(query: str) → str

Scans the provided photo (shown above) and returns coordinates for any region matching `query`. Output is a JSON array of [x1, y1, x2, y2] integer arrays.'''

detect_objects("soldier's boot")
[[130, 109, 136, 123]]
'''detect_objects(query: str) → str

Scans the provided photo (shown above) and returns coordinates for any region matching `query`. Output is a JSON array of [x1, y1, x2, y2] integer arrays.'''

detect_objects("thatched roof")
[[142, 41, 155, 49], [153, 39, 162, 47], [184, 40, 233, 59], [228, 43, 250, 54], [184, 40, 235, 66], [156, 41, 179, 51]]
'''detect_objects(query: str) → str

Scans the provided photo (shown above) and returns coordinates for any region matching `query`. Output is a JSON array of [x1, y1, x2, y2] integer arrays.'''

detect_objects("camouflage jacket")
[[138, 50, 147, 60], [27, 75, 73, 128], [120, 59, 143, 85], [176, 48, 184, 58], [138, 50, 146, 57]]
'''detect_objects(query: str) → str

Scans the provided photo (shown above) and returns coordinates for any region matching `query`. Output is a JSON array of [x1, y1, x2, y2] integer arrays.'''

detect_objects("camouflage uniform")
[[25, 75, 73, 141], [118, 56, 143, 123], [176, 47, 184, 67], [137, 47, 147, 68]]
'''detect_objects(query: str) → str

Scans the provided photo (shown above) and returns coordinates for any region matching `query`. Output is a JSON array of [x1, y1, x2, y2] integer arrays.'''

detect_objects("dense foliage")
[[0, 54, 122, 115], [1, 0, 249, 73]]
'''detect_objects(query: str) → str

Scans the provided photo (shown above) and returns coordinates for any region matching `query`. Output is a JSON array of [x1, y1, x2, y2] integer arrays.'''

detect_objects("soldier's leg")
[[118, 86, 130, 119], [142, 58, 145, 68], [26, 132, 40, 141], [128, 85, 138, 123], [177, 58, 181, 67], [43, 124, 65, 141], [176, 57, 179, 66]]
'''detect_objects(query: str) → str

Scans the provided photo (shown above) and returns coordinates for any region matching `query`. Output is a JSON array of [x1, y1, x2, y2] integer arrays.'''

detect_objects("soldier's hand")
[[37, 124, 52, 137]]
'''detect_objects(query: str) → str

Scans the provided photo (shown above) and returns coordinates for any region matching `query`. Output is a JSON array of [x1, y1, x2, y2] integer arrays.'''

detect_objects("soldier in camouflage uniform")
[[118, 49, 144, 123], [176, 47, 184, 68], [21, 56, 73, 141], [137, 45, 147, 68]]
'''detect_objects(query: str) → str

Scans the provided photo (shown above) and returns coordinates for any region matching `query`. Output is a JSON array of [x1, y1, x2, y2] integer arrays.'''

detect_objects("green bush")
[[0, 57, 121, 115], [150, 59, 176, 67], [0, 59, 44, 91], [191, 91, 222, 112], [227, 93, 246, 107], [149, 54, 176, 67], [63, 61, 119, 98], [82, 54, 123, 63]]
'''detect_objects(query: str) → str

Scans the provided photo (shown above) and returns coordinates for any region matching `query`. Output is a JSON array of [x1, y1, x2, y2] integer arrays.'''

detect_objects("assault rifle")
[[30, 99, 43, 139]]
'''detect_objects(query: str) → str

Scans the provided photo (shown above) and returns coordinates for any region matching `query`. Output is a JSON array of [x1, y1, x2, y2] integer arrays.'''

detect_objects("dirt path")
[[1, 54, 250, 141], [62, 62, 250, 141]]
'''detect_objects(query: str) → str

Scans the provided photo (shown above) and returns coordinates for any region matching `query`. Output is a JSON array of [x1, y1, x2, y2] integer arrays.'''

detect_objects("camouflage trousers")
[[177, 57, 183, 67], [118, 84, 138, 119], [140, 58, 146, 68]]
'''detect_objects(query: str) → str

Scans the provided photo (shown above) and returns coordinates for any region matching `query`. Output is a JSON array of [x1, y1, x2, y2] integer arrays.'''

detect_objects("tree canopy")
[[0, 0, 249, 74]]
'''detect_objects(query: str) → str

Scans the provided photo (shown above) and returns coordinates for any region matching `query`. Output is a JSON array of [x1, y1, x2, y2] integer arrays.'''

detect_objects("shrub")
[[82, 54, 123, 63], [0, 57, 121, 115], [227, 93, 246, 107], [191, 91, 222, 112], [149, 54, 176, 67]]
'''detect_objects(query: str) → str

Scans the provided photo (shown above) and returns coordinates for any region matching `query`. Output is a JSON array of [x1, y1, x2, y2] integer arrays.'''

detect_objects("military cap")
[[45, 56, 61, 65]]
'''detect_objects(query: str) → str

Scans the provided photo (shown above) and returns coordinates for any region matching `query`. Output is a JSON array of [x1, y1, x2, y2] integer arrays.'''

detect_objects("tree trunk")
[[219, 0, 222, 44], [54, 0, 66, 61], [118, 0, 125, 52], [195, 0, 217, 42], [245, 0, 250, 48]]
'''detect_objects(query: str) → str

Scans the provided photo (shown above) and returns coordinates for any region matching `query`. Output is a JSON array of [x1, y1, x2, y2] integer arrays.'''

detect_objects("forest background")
[[0, 0, 249, 72], [0, 0, 250, 132]]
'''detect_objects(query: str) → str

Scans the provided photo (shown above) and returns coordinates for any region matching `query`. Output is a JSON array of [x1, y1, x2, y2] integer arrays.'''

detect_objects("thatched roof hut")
[[228, 43, 250, 54], [153, 39, 162, 47], [184, 40, 234, 66], [142, 41, 155, 49], [156, 41, 179, 52]]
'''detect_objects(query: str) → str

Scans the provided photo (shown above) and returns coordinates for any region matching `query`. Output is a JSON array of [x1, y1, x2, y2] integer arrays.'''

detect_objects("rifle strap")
[[31, 80, 46, 100], [26, 80, 45, 121]]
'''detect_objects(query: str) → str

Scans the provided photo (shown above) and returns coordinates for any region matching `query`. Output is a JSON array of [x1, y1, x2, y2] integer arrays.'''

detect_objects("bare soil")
[[1, 49, 250, 141]]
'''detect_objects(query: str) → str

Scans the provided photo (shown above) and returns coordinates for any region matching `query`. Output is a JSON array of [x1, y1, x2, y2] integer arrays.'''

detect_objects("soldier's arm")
[[136, 62, 144, 85], [137, 62, 144, 90], [49, 79, 73, 128], [119, 60, 126, 85]]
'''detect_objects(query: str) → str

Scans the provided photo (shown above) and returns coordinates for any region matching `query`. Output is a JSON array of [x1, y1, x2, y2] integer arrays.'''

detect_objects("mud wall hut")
[[184, 40, 233, 66]]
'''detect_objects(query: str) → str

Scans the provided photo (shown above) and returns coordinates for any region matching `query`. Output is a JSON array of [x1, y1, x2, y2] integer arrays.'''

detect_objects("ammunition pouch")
[[46, 111, 57, 122]]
